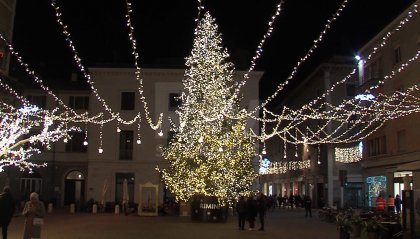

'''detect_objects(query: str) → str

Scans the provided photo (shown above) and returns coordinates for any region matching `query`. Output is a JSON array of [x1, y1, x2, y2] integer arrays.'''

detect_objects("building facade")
[[262, 56, 363, 209], [356, 0, 420, 232], [2, 68, 262, 210]]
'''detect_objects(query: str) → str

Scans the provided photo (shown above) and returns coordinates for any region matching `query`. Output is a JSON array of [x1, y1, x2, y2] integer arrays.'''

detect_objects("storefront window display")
[[366, 176, 387, 207]]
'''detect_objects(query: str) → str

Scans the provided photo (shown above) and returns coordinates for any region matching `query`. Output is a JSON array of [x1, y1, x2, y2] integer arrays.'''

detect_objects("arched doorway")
[[64, 170, 85, 206]]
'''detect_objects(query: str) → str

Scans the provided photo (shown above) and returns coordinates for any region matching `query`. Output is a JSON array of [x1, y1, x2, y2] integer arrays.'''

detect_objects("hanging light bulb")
[[136, 139, 141, 145], [83, 141, 88, 146], [63, 138, 68, 143], [158, 131, 163, 137], [98, 148, 103, 154], [198, 136, 204, 143], [295, 152, 298, 157], [317, 160, 321, 165], [262, 148, 266, 155], [117, 127, 121, 133]]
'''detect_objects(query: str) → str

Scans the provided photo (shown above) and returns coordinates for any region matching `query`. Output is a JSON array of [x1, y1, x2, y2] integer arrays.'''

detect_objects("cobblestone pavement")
[[7, 208, 341, 239]]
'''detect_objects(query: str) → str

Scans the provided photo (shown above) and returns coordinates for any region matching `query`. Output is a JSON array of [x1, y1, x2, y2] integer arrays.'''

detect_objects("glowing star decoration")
[[158, 12, 257, 204], [259, 157, 271, 174], [0, 104, 78, 172]]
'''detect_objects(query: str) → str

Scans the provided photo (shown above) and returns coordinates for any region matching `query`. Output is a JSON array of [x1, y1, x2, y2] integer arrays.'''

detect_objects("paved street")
[[7, 208, 339, 239]]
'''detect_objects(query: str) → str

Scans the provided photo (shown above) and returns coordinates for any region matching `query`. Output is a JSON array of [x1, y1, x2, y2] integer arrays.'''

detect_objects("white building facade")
[[7, 68, 261, 210]]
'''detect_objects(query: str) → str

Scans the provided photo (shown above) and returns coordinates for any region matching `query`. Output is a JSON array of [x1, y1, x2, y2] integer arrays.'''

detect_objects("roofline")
[[359, 0, 419, 53]]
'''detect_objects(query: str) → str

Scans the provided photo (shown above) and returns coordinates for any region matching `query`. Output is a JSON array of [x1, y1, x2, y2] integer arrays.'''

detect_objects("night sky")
[[11, 0, 416, 104]]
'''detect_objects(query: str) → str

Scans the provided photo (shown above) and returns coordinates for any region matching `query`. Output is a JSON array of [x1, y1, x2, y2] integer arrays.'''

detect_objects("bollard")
[[92, 204, 98, 214], [48, 203, 53, 213], [115, 204, 120, 215], [70, 203, 75, 214]]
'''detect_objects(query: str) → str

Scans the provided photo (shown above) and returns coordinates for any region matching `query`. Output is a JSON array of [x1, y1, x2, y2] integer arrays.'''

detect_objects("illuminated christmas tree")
[[159, 12, 257, 203], [0, 103, 76, 172]]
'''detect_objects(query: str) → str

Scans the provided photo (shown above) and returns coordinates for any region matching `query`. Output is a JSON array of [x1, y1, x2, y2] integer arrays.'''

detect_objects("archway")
[[64, 170, 85, 206]]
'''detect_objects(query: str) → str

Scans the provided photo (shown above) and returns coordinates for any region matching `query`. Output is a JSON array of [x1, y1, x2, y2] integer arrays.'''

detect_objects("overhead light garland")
[[335, 142, 362, 163]]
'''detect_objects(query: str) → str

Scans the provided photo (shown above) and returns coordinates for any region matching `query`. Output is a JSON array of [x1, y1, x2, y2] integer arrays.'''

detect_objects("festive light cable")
[[258, 48, 420, 145], [249, 2, 418, 128], [0, 33, 120, 126], [272, 3, 420, 124], [230, 0, 284, 103], [249, 0, 350, 116], [0, 33, 78, 115], [123, 0, 163, 130], [50, 0, 143, 127], [0, 77, 31, 105]]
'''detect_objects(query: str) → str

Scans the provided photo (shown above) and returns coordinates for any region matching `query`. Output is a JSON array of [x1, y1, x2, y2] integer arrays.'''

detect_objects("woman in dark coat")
[[22, 192, 46, 239], [246, 194, 258, 230], [0, 186, 15, 239]]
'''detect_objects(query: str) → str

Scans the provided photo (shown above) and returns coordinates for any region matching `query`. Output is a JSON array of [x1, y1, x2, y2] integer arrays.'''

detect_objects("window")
[[168, 93, 182, 111], [121, 92, 135, 110], [26, 95, 46, 109], [20, 171, 42, 195], [69, 96, 89, 110], [397, 130, 406, 152], [115, 173, 135, 204], [119, 130, 133, 160], [394, 46, 402, 64], [363, 60, 381, 81], [367, 136, 386, 157], [65, 132, 87, 152]]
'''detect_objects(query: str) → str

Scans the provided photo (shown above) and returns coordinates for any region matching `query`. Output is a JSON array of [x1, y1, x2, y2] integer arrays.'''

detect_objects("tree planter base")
[[190, 195, 228, 222]]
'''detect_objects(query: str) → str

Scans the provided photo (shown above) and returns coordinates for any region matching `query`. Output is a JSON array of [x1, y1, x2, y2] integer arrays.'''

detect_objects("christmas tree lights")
[[158, 12, 257, 203]]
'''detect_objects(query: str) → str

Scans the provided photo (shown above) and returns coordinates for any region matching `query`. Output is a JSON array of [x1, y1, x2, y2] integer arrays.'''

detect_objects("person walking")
[[395, 194, 402, 214], [246, 193, 258, 230], [289, 194, 294, 209], [0, 186, 16, 239], [257, 193, 267, 231], [236, 196, 247, 230], [387, 195, 395, 213], [303, 195, 312, 218], [376, 194, 385, 212], [22, 192, 46, 239]]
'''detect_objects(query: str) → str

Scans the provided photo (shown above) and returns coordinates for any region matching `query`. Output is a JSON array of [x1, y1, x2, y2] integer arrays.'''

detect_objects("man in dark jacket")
[[257, 193, 267, 231], [303, 195, 312, 218], [246, 194, 258, 230], [0, 186, 16, 239], [236, 196, 247, 230]]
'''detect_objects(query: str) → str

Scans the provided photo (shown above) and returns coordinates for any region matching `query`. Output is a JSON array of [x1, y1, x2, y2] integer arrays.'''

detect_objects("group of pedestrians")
[[0, 186, 46, 239], [236, 192, 267, 231], [375, 194, 402, 213]]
